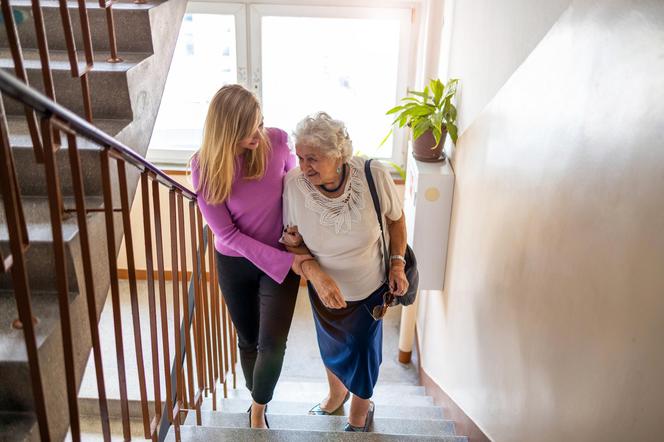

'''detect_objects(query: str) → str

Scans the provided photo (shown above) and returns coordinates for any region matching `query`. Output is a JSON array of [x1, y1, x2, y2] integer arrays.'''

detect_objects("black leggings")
[[215, 252, 299, 404]]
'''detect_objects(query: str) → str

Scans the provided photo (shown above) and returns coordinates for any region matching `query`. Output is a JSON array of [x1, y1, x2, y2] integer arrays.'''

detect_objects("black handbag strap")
[[364, 159, 391, 279]]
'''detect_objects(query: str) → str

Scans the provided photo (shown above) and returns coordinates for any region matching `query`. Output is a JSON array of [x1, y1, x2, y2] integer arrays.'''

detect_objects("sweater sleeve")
[[192, 164, 294, 283]]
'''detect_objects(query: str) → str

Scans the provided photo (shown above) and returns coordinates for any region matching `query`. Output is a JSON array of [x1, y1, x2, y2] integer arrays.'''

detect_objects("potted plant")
[[382, 78, 459, 162]]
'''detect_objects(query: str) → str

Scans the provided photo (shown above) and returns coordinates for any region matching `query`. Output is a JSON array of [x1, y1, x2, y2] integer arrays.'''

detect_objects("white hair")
[[293, 112, 353, 162]]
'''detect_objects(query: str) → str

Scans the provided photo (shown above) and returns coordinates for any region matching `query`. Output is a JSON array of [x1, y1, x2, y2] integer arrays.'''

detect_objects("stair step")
[[209, 398, 445, 420], [167, 425, 468, 441], [1, 0, 158, 53], [78, 396, 445, 422], [0, 48, 152, 73], [0, 50, 151, 120], [227, 388, 433, 407], [185, 411, 456, 438], [265, 381, 425, 397], [0, 412, 39, 442], [0, 196, 105, 292], [6, 116, 131, 197], [0, 289, 66, 413]]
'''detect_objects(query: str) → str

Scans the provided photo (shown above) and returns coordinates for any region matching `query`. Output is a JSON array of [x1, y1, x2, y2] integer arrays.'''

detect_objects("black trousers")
[[215, 252, 299, 404]]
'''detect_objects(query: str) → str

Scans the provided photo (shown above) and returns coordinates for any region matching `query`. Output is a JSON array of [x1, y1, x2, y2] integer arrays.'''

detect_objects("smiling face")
[[237, 117, 264, 152], [295, 143, 342, 187]]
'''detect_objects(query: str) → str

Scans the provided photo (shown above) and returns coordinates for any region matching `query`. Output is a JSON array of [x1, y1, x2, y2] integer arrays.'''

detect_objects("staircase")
[[0, 0, 186, 440], [167, 380, 468, 441]]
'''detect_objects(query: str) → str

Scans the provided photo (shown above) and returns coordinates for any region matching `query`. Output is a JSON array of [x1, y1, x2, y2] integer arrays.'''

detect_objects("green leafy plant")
[[381, 78, 459, 148]]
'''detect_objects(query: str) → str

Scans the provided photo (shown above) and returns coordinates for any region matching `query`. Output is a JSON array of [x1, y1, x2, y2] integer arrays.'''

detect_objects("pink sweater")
[[191, 128, 296, 283]]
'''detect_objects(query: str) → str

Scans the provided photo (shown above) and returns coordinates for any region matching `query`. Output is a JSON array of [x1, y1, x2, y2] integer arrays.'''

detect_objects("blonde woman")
[[191, 84, 311, 429]]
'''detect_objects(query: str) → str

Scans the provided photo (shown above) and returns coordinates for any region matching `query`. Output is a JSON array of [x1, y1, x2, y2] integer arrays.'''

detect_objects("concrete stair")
[[0, 0, 187, 440], [171, 427, 467, 441], [75, 380, 466, 441], [161, 380, 467, 441]]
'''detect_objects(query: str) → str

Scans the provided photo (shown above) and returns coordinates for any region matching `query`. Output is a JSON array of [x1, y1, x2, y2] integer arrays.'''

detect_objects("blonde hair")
[[193, 84, 270, 204], [293, 112, 353, 162]]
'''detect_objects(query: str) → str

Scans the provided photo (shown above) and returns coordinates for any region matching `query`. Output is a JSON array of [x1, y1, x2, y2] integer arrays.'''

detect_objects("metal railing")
[[0, 1, 236, 439]]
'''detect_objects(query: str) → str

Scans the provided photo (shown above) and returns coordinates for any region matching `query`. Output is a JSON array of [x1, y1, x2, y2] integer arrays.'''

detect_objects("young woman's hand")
[[291, 253, 314, 276]]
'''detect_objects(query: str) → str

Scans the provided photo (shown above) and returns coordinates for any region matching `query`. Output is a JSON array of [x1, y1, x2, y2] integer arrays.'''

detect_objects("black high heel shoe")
[[248, 404, 270, 429]]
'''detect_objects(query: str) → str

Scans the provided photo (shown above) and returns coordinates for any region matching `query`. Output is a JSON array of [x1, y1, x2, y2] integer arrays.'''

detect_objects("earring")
[[336, 167, 341, 174]]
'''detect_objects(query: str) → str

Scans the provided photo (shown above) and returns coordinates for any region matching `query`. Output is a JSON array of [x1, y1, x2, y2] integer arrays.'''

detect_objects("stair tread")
[[0, 411, 38, 441], [0, 196, 104, 243], [5, 115, 131, 149], [0, 48, 152, 72], [168, 425, 467, 441], [250, 381, 425, 396], [206, 398, 445, 420], [185, 410, 456, 437], [0, 290, 61, 362], [227, 388, 433, 406]]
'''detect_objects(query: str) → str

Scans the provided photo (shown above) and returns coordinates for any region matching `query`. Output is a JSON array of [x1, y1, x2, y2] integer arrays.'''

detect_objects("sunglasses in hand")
[[371, 291, 399, 320]]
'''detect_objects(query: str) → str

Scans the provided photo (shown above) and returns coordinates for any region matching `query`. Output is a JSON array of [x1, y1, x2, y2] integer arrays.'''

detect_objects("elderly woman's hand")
[[389, 262, 409, 297], [302, 261, 347, 309]]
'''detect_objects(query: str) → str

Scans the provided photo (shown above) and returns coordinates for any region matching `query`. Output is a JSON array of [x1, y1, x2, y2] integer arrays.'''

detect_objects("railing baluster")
[[207, 227, 221, 411], [168, 189, 183, 428], [118, 159, 151, 438], [196, 210, 214, 400], [140, 172, 163, 426], [100, 148, 132, 440], [220, 290, 229, 399], [152, 179, 173, 421], [99, 1, 122, 63], [177, 193, 196, 410], [0, 95, 49, 441], [31, 1, 56, 103], [231, 325, 237, 389], [40, 117, 81, 441], [64, 129, 111, 441], [0, 1, 43, 160], [188, 201, 204, 425]]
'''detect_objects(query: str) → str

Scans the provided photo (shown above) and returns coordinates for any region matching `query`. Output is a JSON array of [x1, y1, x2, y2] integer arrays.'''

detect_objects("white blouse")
[[283, 156, 403, 301]]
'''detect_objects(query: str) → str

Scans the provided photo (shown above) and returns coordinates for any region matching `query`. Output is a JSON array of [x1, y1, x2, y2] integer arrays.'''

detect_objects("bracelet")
[[390, 255, 406, 265]]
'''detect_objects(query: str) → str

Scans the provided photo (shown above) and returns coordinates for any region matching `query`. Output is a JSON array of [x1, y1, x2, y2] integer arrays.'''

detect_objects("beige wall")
[[439, 0, 571, 133], [117, 173, 197, 274], [417, 0, 664, 441]]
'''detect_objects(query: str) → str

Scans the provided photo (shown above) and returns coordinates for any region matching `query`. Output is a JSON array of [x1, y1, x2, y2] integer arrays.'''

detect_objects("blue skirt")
[[307, 282, 388, 399]]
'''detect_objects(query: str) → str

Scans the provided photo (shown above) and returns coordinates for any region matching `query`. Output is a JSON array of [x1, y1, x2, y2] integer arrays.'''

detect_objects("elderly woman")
[[282, 112, 409, 432]]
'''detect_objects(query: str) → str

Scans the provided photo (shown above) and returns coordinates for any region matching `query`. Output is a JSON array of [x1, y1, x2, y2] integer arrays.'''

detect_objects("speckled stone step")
[[184, 410, 457, 438], [0, 411, 39, 442], [227, 387, 434, 407], [166, 425, 468, 442], [0, 0, 159, 54], [208, 398, 446, 421]]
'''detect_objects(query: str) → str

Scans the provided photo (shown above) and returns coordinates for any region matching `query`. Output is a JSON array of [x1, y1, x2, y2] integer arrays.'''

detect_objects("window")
[[148, 2, 412, 167]]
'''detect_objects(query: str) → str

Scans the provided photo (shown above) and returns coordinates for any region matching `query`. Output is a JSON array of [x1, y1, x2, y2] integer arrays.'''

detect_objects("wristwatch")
[[390, 255, 406, 265]]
